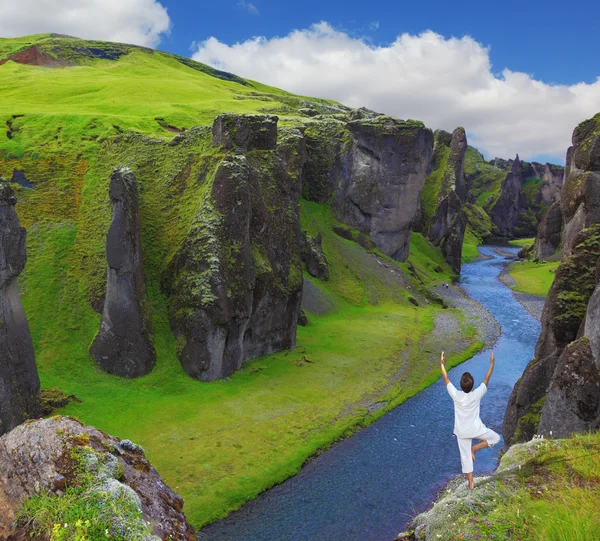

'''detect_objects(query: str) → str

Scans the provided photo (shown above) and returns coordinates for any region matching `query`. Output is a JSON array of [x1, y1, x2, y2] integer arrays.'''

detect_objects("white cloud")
[[192, 23, 600, 162], [236, 1, 259, 15], [0, 0, 171, 48]]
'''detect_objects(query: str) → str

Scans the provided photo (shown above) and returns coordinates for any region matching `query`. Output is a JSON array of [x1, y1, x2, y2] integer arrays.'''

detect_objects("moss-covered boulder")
[[0, 417, 195, 540], [300, 231, 329, 280]]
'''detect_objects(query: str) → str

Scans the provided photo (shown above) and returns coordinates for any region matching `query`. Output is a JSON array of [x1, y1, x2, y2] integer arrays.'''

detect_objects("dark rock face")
[[504, 114, 600, 445], [212, 113, 278, 153], [427, 127, 468, 273], [0, 416, 195, 540], [303, 117, 433, 262], [532, 202, 563, 259], [300, 232, 329, 280], [165, 119, 304, 381], [537, 337, 600, 438], [538, 163, 564, 206], [90, 167, 156, 378], [0, 183, 40, 437], [490, 155, 523, 236]]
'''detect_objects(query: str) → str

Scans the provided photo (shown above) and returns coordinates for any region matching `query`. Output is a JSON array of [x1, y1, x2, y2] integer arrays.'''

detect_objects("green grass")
[[461, 229, 481, 263], [509, 237, 535, 248], [509, 259, 560, 297]]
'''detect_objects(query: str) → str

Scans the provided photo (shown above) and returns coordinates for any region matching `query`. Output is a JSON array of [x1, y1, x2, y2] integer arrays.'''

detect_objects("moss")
[[511, 396, 547, 444], [302, 120, 352, 202], [551, 224, 600, 344], [420, 143, 451, 228], [251, 243, 272, 274]]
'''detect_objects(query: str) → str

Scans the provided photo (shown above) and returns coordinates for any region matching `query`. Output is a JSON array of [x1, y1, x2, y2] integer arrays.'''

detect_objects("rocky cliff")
[[504, 113, 600, 444], [164, 115, 305, 380], [424, 128, 468, 273], [532, 201, 563, 259], [91, 167, 156, 378], [0, 416, 195, 540], [302, 113, 433, 262], [489, 155, 524, 236], [0, 182, 40, 437], [466, 148, 564, 240]]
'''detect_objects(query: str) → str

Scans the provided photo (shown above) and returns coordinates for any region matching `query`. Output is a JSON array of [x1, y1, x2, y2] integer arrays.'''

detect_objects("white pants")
[[457, 428, 501, 473]]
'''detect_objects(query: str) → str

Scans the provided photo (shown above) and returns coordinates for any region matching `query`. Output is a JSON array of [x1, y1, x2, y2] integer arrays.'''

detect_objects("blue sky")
[[160, 0, 599, 86], [1, 0, 599, 161]]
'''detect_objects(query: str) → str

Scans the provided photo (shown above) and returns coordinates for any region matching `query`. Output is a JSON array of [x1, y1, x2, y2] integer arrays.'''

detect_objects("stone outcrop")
[[0, 416, 195, 540], [504, 113, 600, 444], [303, 116, 433, 262], [165, 116, 304, 381], [300, 232, 329, 280], [91, 167, 156, 378], [532, 201, 563, 259], [489, 155, 523, 236], [0, 183, 40, 437], [426, 127, 468, 273], [212, 113, 278, 153]]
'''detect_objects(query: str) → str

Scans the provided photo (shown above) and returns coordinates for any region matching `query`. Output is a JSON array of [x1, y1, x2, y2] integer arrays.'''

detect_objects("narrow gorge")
[[0, 33, 598, 541]]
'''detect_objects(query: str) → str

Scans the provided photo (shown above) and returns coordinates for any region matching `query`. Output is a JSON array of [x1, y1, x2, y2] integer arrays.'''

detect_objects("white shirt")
[[446, 382, 487, 438]]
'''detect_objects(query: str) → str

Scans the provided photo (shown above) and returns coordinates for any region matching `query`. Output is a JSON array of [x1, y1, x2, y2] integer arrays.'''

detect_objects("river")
[[198, 246, 541, 541]]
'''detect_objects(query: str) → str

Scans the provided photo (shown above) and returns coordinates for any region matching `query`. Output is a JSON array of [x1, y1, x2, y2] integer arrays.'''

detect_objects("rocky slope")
[[504, 112, 600, 444], [0, 182, 40, 436], [0, 416, 195, 540]]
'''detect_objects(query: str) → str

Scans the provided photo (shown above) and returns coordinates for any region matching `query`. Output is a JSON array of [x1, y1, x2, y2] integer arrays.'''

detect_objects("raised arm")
[[483, 351, 495, 387], [440, 351, 450, 385]]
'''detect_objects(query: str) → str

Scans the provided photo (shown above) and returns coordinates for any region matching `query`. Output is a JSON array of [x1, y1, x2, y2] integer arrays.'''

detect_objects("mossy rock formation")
[[424, 127, 468, 273], [302, 116, 433, 262], [90, 167, 156, 378], [164, 115, 305, 380], [0, 183, 40, 436]]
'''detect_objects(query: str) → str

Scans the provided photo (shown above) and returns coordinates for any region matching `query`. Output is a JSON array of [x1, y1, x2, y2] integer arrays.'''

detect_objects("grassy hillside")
[[0, 34, 486, 528]]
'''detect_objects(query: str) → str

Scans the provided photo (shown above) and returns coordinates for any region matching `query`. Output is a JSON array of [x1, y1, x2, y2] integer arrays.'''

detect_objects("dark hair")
[[460, 372, 474, 393]]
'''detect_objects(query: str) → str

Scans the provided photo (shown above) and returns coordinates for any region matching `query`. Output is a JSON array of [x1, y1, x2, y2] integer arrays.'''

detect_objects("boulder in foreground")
[[0, 417, 195, 541]]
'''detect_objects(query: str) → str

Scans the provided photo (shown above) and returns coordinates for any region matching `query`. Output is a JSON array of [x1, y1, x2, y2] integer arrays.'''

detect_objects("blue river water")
[[198, 247, 541, 541]]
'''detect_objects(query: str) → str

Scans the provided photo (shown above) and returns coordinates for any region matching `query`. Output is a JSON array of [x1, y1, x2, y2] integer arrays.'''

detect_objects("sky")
[[1, 0, 600, 163]]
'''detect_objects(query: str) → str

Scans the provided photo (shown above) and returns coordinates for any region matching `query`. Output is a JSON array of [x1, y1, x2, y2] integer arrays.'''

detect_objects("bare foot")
[[471, 447, 476, 463], [468, 479, 475, 490]]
